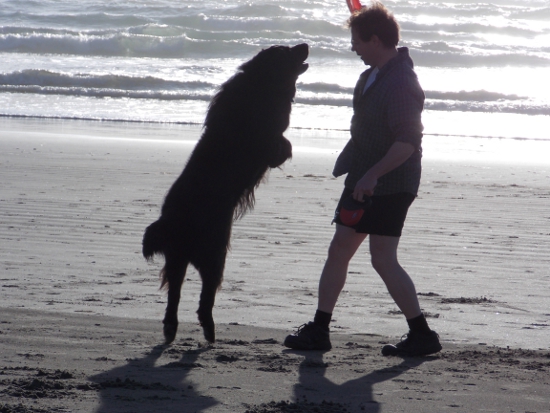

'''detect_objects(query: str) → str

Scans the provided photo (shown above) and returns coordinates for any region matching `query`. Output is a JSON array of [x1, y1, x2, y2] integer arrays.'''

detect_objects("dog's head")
[[205, 44, 309, 131], [239, 43, 309, 84]]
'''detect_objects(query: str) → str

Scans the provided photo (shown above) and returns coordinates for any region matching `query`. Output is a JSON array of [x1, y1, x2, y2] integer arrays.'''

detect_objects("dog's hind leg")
[[196, 255, 226, 343], [161, 255, 189, 345]]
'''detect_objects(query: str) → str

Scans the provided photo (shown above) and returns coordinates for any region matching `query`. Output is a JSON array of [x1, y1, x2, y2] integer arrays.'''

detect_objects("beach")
[[1, 117, 549, 412]]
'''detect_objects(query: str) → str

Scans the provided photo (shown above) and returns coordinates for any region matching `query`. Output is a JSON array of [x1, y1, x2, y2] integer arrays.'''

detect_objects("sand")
[[1, 117, 549, 412]]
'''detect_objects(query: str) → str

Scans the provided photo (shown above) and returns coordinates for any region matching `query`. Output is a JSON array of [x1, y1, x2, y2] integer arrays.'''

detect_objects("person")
[[284, 1, 442, 356]]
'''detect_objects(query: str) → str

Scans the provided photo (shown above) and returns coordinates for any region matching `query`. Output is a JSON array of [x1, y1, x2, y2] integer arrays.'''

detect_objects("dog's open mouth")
[[291, 43, 309, 74]]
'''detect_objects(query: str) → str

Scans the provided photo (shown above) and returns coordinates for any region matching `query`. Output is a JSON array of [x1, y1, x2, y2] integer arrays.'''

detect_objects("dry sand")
[[1, 117, 549, 412]]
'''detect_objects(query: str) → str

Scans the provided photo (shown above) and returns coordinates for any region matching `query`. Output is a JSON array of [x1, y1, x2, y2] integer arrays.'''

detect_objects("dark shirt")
[[344, 47, 424, 196]]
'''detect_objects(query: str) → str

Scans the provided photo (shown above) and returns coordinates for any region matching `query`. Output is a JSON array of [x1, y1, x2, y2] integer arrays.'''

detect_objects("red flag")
[[346, 0, 362, 13]]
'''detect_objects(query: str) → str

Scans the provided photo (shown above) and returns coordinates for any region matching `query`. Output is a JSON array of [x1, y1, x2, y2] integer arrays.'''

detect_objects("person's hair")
[[346, 1, 400, 48]]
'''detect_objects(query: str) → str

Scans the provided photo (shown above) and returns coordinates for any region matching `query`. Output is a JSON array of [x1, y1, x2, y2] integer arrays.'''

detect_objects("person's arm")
[[352, 141, 415, 200]]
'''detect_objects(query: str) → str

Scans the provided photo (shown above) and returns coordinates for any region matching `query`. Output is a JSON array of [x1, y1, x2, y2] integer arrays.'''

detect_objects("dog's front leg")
[[268, 136, 292, 168]]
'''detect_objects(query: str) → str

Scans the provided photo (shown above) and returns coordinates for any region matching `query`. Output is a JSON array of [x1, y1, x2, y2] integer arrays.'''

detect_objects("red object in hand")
[[339, 195, 372, 227], [346, 0, 362, 13]]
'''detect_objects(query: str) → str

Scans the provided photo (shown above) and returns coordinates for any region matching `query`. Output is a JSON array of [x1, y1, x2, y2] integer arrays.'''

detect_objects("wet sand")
[[1, 117, 549, 412]]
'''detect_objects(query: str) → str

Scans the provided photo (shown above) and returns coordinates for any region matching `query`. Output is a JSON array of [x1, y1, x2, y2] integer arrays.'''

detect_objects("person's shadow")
[[90, 344, 218, 413], [288, 348, 426, 412]]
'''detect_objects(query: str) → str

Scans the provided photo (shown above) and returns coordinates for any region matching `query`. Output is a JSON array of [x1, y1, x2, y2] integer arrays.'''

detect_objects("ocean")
[[1, 0, 549, 141]]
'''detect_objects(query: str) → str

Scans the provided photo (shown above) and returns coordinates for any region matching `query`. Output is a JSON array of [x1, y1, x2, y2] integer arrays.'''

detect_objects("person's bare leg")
[[284, 224, 366, 350], [317, 224, 367, 313], [370, 234, 442, 356], [369, 234, 421, 319]]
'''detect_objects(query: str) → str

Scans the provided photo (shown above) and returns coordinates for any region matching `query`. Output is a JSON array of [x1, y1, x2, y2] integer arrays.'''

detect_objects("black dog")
[[143, 43, 309, 344]]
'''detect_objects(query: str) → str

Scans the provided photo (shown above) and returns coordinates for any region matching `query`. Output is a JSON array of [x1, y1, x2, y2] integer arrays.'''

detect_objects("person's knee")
[[327, 236, 356, 263], [370, 240, 399, 274], [371, 253, 394, 274]]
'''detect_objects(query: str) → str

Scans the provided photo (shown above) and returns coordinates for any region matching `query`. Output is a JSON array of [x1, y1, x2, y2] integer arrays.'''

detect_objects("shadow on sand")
[[90, 344, 218, 413], [287, 349, 426, 412], [88, 330, 430, 413]]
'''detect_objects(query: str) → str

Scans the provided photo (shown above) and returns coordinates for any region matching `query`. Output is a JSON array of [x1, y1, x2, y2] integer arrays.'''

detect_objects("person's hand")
[[353, 171, 377, 201]]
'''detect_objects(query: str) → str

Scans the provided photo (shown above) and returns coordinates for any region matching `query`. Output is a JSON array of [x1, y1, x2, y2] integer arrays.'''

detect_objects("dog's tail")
[[142, 219, 170, 261]]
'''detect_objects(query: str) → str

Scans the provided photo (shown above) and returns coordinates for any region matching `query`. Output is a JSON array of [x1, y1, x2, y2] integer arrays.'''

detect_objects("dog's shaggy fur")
[[142, 43, 309, 344]]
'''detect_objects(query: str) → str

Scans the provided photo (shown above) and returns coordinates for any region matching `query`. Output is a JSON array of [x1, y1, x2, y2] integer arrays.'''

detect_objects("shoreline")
[[3, 113, 550, 140], [3, 116, 550, 165]]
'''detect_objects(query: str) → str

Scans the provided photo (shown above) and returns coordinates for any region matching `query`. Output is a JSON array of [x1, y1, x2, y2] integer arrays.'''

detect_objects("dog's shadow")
[[288, 349, 427, 412], [90, 344, 217, 413]]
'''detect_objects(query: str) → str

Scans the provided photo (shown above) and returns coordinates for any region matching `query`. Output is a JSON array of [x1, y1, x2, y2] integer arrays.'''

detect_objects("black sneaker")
[[382, 330, 442, 357], [284, 322, 332, 351]]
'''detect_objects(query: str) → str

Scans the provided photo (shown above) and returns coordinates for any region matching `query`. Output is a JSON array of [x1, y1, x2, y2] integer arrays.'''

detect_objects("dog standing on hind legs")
[[142, 43, 309, 345]]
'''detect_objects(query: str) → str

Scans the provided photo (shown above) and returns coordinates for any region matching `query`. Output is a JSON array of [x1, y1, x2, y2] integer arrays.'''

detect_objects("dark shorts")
[[332, 188, 415, 237]]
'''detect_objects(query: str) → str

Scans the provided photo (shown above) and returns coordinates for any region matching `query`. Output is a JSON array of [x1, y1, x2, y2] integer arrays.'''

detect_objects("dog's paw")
[[200, 319, 216, 343], [163, 322, 178, 345], [268, 137, 292, 168]]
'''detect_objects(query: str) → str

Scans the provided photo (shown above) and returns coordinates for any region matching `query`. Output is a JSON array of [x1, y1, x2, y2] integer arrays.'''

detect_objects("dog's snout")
[[291, 43, 309, 62]]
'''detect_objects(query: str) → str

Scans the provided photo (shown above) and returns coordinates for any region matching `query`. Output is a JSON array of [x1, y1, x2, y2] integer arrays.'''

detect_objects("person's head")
[[347, 1, 400, 49]]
